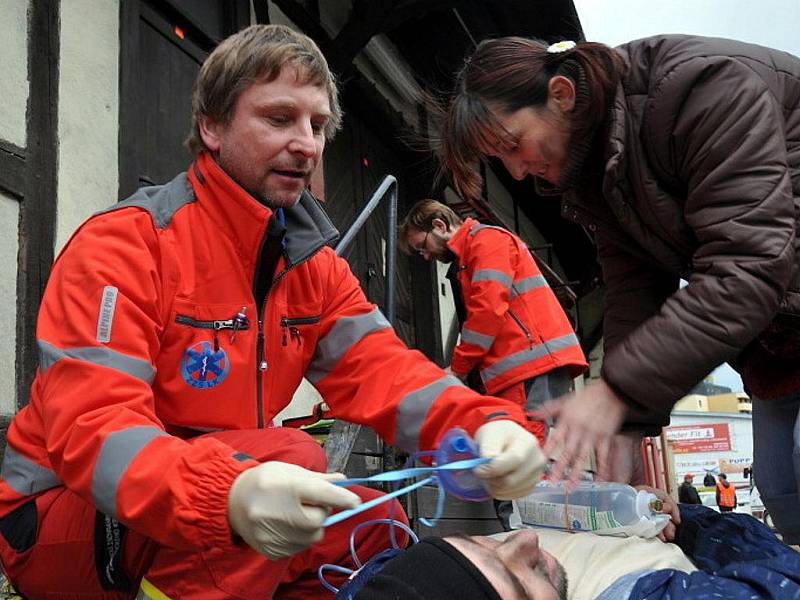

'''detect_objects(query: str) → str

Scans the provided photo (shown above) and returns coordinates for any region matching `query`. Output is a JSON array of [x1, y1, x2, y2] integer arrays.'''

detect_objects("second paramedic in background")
[[400, 200, 587, 440]]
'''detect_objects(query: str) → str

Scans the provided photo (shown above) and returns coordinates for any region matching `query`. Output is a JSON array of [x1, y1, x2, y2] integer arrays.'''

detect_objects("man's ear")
[[198, 116, 223, 152], [547, 75, 576, 113], [431, 217, 449, 233]]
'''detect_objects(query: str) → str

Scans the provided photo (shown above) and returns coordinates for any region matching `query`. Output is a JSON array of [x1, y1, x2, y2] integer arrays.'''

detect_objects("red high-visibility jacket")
[[448, 218, 587, 394], [0, 154, 527, 552]]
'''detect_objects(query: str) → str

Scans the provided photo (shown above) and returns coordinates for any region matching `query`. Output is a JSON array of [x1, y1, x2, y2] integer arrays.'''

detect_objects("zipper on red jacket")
[[251, 206, 336, 427], [508, 308, 535, 348], [253, 217, 286, 428], [175, 314, 251, 352], [280, 315, 321, 346]]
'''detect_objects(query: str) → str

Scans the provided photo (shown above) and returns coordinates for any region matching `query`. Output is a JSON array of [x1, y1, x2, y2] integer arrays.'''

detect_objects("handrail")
[[335, 174, 398, 324], [327, 175, 398, 473]]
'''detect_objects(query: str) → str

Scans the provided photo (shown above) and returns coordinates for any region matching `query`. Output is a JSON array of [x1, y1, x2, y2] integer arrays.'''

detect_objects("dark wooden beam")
[[323, 0, 463, 77], [17, 0, 59, 408], [0, 141, 25, 200], [118, 0, 142, 199], [268, 0, 330, 45], [253, 0, 270, 24]]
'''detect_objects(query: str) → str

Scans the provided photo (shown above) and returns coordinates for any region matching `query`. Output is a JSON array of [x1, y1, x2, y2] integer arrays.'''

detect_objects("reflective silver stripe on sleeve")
[[305, 308, 391, 383], [460, 327, 494, 350], [92, 426, 169, 518], [1, 444, 61, 496], [480, 333, 581, 383], [509, 275, 548, 299], [471, 269, 512, 288], [38, 340, 156, 384], [395, 374, 464, 452]]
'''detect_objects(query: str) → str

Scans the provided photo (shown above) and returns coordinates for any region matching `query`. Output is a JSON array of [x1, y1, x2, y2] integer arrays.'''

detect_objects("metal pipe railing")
[[335, 175, 398, 324], [327, 175, 398, 474]]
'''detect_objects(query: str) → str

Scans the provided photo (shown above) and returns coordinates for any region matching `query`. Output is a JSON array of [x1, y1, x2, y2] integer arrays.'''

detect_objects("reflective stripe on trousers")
[[137, 578, 171, 600]]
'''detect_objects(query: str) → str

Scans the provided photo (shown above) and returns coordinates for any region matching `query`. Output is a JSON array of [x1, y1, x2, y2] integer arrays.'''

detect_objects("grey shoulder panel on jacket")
[[283, 190, 340, 266], [469, 223, 507, 236], [95, 173, 196, 229]]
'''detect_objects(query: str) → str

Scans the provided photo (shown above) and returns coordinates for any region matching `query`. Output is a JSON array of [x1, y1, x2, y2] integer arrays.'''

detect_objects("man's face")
[[445, 530, 568, 600], [200, 66, 331, 208], [405, 224, 452, 263]]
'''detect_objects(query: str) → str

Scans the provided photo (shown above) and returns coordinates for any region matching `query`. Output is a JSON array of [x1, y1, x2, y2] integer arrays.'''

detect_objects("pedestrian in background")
[[716, 474, 737, 512], [679, 473, 702, 505]]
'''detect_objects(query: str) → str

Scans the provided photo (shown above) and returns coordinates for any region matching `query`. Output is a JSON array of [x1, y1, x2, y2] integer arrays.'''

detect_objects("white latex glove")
[[473, 420, 546, 500], [228, 461, 360, 560]]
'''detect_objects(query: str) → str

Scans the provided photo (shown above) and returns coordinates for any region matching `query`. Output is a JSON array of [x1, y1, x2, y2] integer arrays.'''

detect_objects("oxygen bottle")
[[517, 480, 670, 538]]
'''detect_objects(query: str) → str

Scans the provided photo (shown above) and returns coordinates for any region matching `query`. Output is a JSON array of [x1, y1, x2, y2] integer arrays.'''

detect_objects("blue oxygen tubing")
[[316, 428, 493, 594], [321, 428, 492, 528], [317, 519, 418, 594]]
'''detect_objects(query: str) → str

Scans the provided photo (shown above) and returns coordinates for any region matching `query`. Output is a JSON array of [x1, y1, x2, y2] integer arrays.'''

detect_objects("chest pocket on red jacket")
[[280, 314, 321, 348], [154, 302, 256, 429]]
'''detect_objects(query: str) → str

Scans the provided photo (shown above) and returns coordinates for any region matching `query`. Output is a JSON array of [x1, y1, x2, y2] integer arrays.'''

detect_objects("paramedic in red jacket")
[[0, 25, 546, 599], [399, 199, 588, 444]]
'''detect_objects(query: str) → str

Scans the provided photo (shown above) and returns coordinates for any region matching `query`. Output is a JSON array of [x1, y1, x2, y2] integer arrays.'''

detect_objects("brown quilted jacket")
[[562, 35, 800, 427]]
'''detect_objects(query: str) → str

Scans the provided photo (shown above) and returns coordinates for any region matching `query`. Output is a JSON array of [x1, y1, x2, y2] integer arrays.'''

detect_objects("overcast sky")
[[571, 0, 800, 392], [573, 0, 800, 57]]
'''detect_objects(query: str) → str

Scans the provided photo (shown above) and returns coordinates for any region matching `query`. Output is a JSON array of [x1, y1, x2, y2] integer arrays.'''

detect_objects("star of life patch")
[[96, 286, 118, 343]]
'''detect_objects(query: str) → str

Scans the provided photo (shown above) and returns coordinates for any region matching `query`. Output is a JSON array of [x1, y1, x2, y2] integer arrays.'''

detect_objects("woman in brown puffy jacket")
[[438, 34, 800, 543]]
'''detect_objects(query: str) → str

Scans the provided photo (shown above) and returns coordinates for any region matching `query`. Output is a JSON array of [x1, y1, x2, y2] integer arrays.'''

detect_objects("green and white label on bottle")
[[519, 501, 622, 531]]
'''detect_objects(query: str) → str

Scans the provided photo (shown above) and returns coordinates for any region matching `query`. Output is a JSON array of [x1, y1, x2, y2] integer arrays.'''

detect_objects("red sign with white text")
[[665, 423, 731, 454]]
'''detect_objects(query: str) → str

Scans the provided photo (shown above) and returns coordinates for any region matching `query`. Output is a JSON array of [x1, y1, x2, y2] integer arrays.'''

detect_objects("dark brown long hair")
[[437, 37, 626, 200]]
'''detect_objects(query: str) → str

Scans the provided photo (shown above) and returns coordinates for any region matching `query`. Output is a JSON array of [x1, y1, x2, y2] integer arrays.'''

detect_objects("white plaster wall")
[[0, 0, 29, 147], [275, 379, 322, 425], [436, 259, 457, 354], [56, 0, 120, 253], [0, 194, 19, 414]]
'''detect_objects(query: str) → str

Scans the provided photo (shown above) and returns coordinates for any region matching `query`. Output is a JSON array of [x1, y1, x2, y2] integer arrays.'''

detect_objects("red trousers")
[[0, 428, 408, 599]]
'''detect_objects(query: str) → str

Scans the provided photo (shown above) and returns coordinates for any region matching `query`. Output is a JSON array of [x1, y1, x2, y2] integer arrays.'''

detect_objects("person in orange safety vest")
[[0, 25, 547, 600], [716, 473, 737, 512]]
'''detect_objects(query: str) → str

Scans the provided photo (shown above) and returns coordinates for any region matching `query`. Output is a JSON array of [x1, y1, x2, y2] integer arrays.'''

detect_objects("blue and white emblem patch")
[[180, 341, 230, 389]]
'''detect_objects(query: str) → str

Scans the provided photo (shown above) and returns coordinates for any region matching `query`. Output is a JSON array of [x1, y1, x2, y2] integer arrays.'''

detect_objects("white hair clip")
[[546, 40, 576, 54]]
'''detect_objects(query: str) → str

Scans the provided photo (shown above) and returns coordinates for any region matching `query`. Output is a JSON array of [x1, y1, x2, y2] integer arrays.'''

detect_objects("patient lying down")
[[339, 487, 799, 599]]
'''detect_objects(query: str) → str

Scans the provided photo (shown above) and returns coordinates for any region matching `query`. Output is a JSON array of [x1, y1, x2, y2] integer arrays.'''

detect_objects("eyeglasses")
[[412, 231, 430, 255]]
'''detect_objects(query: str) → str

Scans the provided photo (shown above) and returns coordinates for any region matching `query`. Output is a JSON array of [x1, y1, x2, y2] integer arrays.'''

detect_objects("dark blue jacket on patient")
[[600, 504, 800, 599]]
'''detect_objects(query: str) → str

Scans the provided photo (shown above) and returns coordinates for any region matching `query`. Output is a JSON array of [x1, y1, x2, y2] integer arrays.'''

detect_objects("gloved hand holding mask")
[[228, 461, 360, 559], [474, 420, 546, 500]]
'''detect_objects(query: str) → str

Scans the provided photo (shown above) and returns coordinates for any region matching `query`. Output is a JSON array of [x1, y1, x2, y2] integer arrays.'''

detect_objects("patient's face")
[[445, 530, 568, 600]]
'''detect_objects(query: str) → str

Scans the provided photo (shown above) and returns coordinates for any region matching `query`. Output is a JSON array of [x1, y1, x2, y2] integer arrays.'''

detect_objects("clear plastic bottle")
[[517, 480, 668, 537]]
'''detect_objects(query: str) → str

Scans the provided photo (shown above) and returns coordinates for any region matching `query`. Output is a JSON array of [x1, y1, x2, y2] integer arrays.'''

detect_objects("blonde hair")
[[186, 24, 342, 155], [398, 199, 463, 254]]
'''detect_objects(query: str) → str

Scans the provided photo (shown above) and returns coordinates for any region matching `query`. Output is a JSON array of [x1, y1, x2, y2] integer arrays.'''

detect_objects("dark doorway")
[[323, 105, 427, 349], [118, 0, 249, 199]]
